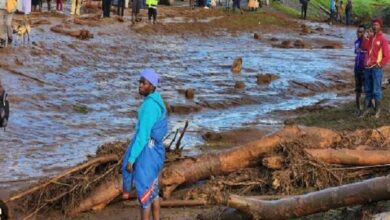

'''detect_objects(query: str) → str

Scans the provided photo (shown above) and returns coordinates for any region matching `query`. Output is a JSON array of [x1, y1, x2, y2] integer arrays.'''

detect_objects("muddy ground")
[[1, 1, 390, 219]]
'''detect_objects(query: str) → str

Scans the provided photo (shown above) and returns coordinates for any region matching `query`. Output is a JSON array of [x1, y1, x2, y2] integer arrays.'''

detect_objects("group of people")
[[300, 0, 352, 25], [329, 0, 352, 25], [354, 17, 389, 118]]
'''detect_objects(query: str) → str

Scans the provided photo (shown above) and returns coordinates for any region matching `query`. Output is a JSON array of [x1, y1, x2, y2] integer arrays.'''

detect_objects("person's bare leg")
[[141, 207, 151, 220], [151, 198, 160, 220]]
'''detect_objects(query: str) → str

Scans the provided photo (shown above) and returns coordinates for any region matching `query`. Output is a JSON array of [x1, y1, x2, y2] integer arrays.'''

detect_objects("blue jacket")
[[354, 38, 366, 72], [122, 92, 168, 205]]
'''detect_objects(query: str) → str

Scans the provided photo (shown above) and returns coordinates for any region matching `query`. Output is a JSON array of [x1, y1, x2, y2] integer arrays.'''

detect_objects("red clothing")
[[363, 32, 390, 68]]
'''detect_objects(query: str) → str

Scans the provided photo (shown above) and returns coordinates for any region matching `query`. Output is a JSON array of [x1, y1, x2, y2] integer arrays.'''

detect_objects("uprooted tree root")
[[7, 141, 128, 219]]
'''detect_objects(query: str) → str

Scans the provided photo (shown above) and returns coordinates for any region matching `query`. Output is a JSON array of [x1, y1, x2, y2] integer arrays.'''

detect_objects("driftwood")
[[222, 175, 390, 220], [306, 149, 390, 166], [371, 211, 390, 220], [50, 25, 94, 40], [161, 125, 340, 198]]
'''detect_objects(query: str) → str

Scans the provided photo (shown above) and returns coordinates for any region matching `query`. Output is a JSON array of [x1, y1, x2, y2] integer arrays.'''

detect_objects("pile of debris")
[[5, 125, 390, 219]]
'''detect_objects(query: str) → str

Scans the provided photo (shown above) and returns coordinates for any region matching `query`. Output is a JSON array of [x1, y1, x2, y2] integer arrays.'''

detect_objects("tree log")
[[161, 125, 340, 198], [306, 149, 390, 166], [69, 176, 122, 216], [370, 211, 390, 220], [224, 175, 390, 220]]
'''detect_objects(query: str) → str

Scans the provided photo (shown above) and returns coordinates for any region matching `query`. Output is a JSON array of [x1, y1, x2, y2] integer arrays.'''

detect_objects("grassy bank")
[[271, 0, 390, 23], [293, 87, 390, 131]]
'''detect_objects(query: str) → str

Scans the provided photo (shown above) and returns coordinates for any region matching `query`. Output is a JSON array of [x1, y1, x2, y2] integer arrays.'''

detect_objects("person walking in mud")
[[353, 25, 367, 116], [232, 0, 242, 14], [122, 68, 168, 220], [361, 17, 389, 118], [300, 0, 309, 20]]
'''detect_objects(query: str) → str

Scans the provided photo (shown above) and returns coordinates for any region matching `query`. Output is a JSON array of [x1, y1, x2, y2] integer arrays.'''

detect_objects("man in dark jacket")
[[345, 0, 352, 25], [354, 25, 367, 116], [300, 0, 309, 20]]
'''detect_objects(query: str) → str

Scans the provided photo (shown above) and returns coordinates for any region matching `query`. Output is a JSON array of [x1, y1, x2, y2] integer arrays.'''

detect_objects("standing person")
[[32, 0, 42, 12], [47, 0, 51, 11], [71, 0, 82, 15], [117, 0, 125, 18], [102, 0, 111, 17], [132, 0, 142, 23], [146, 0, 157, 24], [232, 0, 242, 14], [56, 0, 63, 11], [329, 0, 336, 23], [0, 0, 6, 48], [122, 68, 168, 220], [345, 0, 352, 25], [362, 17, 389, 118], [300, 0, 309, 20], [338, 0, 344, 23], [354, 25, 367, 116]]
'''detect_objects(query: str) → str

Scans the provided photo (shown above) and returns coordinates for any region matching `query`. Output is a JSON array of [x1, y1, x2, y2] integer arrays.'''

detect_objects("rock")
[[202, 132, 223, 141], [279, 40, 294, 49], [185, 89, 195, 99], [254, 33, 261, 40], [321, 42, 343, 49], [170, 105, 202, 114], [73, 104, 89, 114], [302, 26, 312, 34], [315, 27, 324, 32], [15, 57, 24, 66], [257, 73, 279, 85], [269, 37, 279, 42], [234, 81, 245, 89], [293, 39, 311, 49], [231, 57, 242, 74]]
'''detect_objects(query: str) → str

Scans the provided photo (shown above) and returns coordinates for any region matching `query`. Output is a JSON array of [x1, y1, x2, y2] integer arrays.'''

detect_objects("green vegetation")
[[271, 1, 301, 18], [293, 88, 390, 131], [313, 0, 390, 18]]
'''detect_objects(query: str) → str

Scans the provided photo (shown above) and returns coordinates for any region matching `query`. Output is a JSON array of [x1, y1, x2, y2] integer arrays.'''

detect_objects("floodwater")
[[0, 15, 356, 193]]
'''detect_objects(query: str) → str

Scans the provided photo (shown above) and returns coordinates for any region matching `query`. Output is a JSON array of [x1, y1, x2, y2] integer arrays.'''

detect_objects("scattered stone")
[[257, 73, 279, 85], [202, 132, 223, 141], [254, 33, 261, 40], [269, 37, 279, 42], [15, 57, 24, 66], [73, 104, 89, 114], [170, 104, 202, 114], [280, 40, 294, 49], [293, 39, 311, 49], [231, 57, 242, 74], [315, 27, 324, 32], [185, 88, 195, 99], [321, 43, 343, 49], [234, 81, 246, 89], [302, 26, 312, 34]]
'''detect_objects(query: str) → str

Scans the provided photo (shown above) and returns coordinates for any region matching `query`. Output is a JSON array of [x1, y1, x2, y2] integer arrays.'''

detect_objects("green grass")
[[313, 0, 390, 18], [293, 88, 390, 131], [271, 1, 301, 18]]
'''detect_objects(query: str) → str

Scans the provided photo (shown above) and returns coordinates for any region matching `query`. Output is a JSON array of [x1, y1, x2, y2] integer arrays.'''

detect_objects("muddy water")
[[0, 17, 356, 194]]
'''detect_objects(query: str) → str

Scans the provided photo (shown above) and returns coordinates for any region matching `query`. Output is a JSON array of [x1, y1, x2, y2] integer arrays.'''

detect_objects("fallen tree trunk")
[[69, 176, 122, 216], [371, 211, 390, 220], [50, 25, 94, 40], [161, 125, 340, 198], [123, 199, 207, 207], [223, 175, 390, 220], [306, 149, 390, 166]]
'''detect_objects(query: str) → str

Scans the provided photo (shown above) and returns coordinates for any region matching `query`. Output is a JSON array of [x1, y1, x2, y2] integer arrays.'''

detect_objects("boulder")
[[231, 57, 243, 74], [257, 73, 279, 85]]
